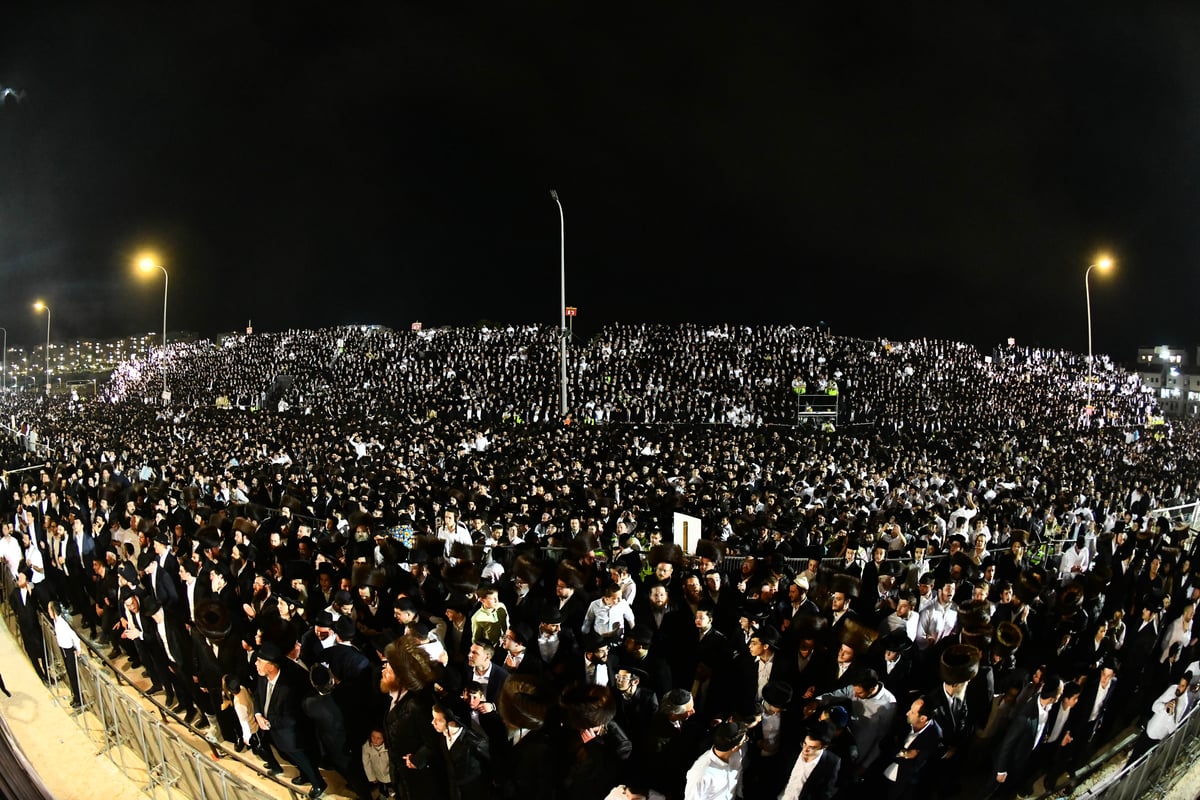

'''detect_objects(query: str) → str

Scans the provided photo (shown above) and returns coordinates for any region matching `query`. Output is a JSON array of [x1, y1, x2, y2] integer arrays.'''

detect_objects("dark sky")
[[0, 3, 1197, 358]]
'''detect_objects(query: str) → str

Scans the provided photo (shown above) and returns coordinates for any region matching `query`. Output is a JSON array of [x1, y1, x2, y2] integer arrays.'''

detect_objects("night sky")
[[1, 3, 1197, 358]]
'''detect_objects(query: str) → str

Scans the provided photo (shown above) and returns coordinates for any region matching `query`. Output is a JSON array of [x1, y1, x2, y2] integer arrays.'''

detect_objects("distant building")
[[1134, 345, 1200, 418]]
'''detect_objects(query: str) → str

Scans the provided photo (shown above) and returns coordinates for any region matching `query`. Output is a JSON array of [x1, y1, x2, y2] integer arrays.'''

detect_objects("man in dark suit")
[[382, 638, 448, 800], [1035, 682, 1084, 794], [988, 678, 1062, 799], [877, 695, 941, 800], [63, 517, 97, 634], [462, 641, 509, 703], [10, 571, 48, 681], [190, 598, 243, 736], [776, 722, 842, 799], [253, 641, 326, 797], [872, 630, 916, 700], [614, 625, 672, 700], [1075, 663, 1118, 750]]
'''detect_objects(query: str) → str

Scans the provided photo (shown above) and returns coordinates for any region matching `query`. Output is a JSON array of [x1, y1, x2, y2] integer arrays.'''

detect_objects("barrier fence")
[[1081, 703, 1200, 800], [0, 567, 304, 800]]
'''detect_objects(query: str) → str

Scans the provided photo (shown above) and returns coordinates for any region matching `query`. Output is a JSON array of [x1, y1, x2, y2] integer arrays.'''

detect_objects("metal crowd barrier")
[[1081, 703, 1200, 800], [0, 568, 304, 800]]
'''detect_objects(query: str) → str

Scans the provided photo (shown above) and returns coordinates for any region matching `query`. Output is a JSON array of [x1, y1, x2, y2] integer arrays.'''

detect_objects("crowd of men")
[[97, 323, 1155, 430], [0, 322, 1198, 800]]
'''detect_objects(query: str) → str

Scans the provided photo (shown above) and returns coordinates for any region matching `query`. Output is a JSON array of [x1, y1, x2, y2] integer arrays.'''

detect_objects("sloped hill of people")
[[100, 323, 1154, 431]]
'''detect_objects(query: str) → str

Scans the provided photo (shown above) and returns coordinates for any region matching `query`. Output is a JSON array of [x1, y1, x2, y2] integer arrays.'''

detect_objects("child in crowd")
[[361, 728, 392, 799]]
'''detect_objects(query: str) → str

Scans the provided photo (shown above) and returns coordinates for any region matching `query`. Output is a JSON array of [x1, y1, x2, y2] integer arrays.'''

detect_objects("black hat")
[[118, 563, 138, 584], [445, 593, 475, 615], [256, 641, 284, 665], [830, 573, 861, 599], [285, 560, 314, 583], [579, 631, 608, 653], [626, 625, 654, 647], [194, 599, 232, 641], [994, 621, 1023, 658], [739, 601, 772, 622], [559, 683, 616, 730], [539, 606, 564, 625], [712, 720, 748, 751], [762, 680, 793, 709], [310, 663, 335, 695], [333, 616, 357, 641], [695, 539, 722, 562], [509, 622, 535, 647], [498, 675, 554, 730], [752, 626, 782, 652], [879, 629, 913, 654], [940, 644, 982, 685]]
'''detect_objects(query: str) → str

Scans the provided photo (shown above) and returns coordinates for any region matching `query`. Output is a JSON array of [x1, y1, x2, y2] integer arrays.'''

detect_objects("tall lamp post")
[[32, 301, 50, 396], [1084, 256, 1113, 411], [550, 190, 568, 417], [137, 256, 170, 401], [0, 326, 6, 395]]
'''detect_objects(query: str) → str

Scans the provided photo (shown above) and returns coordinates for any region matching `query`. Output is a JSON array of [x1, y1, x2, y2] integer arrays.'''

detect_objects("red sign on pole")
[[565, 307, 577, 317], [411, 321, 423, 331]]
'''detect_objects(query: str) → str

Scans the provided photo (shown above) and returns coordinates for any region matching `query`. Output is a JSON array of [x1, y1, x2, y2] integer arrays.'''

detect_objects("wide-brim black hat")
[[940, 644, 981, 685], [195, 598, 233, 641]]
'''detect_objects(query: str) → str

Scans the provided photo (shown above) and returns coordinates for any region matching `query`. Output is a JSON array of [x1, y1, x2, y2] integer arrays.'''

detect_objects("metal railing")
[[0, 568, 303, 800], [1081, 702, 1200, 800], [1146, 500, 1200, 554]]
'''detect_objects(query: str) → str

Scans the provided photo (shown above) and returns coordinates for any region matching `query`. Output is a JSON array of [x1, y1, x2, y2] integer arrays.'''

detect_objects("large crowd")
[[1, 322, 1197, 800]]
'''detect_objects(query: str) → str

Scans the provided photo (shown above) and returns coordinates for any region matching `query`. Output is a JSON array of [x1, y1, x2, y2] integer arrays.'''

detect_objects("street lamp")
[[137, 256, 169, 401], [1084, 256, 1113, 411], [550, 190, 568, 417], [0, 326, 6, 396], [32, 301, 49, 396]]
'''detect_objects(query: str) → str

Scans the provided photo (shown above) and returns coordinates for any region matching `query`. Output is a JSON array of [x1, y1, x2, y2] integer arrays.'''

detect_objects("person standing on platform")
[[49, 600, 82, 707], [11, 570, 48, 682]]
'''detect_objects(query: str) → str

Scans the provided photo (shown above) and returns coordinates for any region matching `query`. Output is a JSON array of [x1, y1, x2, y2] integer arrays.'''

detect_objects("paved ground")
[[0, 623, 143, 800]]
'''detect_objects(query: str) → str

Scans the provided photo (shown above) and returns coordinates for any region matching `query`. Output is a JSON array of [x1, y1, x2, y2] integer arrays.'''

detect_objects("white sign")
[[674, 512, 702, 555]]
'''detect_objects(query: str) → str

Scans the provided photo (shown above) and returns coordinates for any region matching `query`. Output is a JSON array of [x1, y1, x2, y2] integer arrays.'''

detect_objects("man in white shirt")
[[778, 723, 841, 799], [684, 720, 746, 800], [1058, 537, 1091, 581], [1128, 673, 1192, 764], [916, 580, 958, 650], [582, 582, 636, 643], [50, 600, 83, 707], [0, 523, 22, 579]]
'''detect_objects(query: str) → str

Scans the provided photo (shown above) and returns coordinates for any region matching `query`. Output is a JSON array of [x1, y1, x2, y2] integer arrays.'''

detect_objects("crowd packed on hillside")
[[100, 324, 1156, 431], [1, 322, 1196, 800]]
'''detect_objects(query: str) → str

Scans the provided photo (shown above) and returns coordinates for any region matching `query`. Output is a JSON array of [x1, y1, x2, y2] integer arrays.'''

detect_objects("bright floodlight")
[[1096, 256, 1113, 270], [138, 255, 159, 272], [33, 300, 45, 311]]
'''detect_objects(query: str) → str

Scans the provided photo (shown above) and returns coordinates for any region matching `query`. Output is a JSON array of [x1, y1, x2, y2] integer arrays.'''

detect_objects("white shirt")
[[1147, 685, 1189, 740], [684, 747, 743, 800], [916, 600, 958, 649], [1058, 546, 1090, 580], [0, 534, 21, 577], [23, 542, 45, 583], [1089, 681, 1112, 722], [54, 614, 81, 650], [582, 597, 636, 638], [779, 750, 823, 799]]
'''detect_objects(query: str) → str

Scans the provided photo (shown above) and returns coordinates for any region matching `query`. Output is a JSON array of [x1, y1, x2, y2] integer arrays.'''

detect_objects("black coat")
[[878, 721, 941, 793], [385, 686, 448, 797], [253, 660, 314, 754]]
